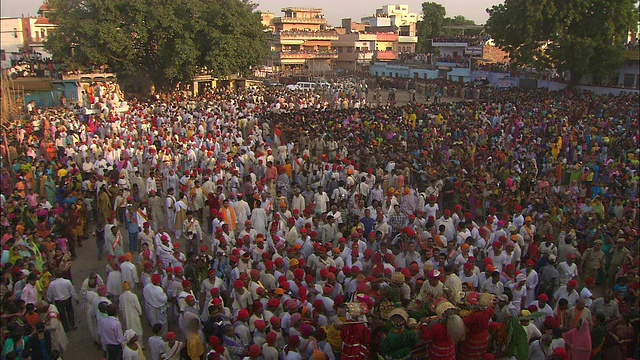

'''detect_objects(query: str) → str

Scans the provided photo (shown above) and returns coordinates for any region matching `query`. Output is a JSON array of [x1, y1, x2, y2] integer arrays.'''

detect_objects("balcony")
[[376, 51, 398, 61], [398, 35, 418, 43], [274, 50, 339, 60], [376, 33, 398, 42], [337, 51, 374, 61], [465, 46, 483, 56], [432, 41, 468, 47], [274, 16, 327, 25], [276, 30, 339, 41]]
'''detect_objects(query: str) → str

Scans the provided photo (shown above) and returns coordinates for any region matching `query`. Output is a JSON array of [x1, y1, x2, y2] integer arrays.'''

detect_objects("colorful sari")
[[563, 321, 592, 360]]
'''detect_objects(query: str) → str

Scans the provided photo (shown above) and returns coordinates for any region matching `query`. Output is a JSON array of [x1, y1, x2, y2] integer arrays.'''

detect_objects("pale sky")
[[3, 0, 502, 25], [256, 0, 502, 25]]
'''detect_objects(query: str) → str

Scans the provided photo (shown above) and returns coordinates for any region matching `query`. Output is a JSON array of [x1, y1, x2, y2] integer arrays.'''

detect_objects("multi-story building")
[[261, 12, 275, 33], [0, 17, 25, 68], [1, 2, 55, 69], [266, 7, 338, 73], [332, 4, 420, 71], [359, 4, 418, 55], [332, 32, 400, 71], [361, 4, 421, 28]]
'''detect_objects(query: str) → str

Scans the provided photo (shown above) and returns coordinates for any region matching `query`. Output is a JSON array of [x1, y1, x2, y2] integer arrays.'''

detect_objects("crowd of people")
[[0, 78, 638, 360]]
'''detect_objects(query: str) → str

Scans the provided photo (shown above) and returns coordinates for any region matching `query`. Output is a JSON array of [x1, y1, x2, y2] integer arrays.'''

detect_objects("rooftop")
[[34, 17, 52, 25], [37, 2, 51, 14], [281, 7, 323, 13]]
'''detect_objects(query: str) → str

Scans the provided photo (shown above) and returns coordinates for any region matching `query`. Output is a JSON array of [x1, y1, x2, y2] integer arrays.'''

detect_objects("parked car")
[[286, 82, 318, 91]]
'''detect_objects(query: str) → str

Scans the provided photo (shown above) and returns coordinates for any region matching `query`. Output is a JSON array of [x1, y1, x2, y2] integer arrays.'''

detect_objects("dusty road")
[[64, 223, 150, 360]]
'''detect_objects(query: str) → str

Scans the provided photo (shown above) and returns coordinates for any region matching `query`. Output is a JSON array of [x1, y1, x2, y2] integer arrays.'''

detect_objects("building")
[[341, 18, 366, 34], [261, 11, 275, 33], [0, 1, 55, 69], [0, 17, 25, 68], [617, 50, 639, 88], [361, 4, 421, 28], [397, 23, 417, 53], [266, 7, 338, 73], [29, 3, 56, 56], [332, 29, 406, 71], [359, 4, 418, 54]]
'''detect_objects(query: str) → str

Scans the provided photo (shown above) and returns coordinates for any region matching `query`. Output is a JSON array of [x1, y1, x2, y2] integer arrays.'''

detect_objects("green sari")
[[590, 324, 606, 360]]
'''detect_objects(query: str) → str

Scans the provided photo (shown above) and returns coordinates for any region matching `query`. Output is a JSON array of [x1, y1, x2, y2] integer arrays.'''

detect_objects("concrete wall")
[[410, 69, 438, 79], [617, 62, 639, 88], [575, 85, 639, 96], [370, 63, 640, 94]]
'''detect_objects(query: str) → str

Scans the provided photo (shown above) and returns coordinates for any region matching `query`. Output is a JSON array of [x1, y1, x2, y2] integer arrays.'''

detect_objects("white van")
[[286, 82, 318, 91]]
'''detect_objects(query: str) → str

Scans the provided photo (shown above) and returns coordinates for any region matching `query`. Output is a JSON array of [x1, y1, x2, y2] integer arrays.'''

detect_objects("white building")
[[0, 17, 26, 68], [376, 4, 420, 27], [0, 3, 55, 69]]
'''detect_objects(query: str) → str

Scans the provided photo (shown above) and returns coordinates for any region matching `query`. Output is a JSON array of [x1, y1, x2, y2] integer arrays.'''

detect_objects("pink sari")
[[563, 321, 591, 360]]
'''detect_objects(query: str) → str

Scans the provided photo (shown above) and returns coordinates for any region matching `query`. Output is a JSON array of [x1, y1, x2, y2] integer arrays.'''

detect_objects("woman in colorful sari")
[[563, 318, 591, 360], [42, 172, 56, 206], [22, 237, 45, 272], [601, 314, 634, 360], [420, 299, 465, 360], [459, 292, 495, 359]]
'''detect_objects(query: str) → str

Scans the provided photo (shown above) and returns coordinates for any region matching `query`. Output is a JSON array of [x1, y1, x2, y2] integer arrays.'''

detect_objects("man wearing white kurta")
[[119, 281, 143, 338], [120, 256, 139, 289], [250, 206, 268, 236], [143, 275, 169, 334], [165, 188, 177, 231], [84, 288, 100, 344], [233, 195, 251, 228]]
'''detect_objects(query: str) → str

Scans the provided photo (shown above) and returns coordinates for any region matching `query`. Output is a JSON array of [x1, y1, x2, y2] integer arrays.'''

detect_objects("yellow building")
[[266, 7, 338, 73], [332, 32, 401, 71]]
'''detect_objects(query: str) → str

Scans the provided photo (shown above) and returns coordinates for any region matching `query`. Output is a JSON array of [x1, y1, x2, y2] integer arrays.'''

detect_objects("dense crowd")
[[0, 79, 638, 360]]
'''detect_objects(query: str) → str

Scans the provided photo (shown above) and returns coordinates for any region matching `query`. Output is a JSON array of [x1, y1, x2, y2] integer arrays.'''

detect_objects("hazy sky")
[[3, 0, 502, 25], [256, 0, 502, 25]]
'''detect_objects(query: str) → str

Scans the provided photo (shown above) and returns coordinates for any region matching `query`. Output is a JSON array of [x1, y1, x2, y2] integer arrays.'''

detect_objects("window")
[[624, 73, 635, 88], [0, 50, 5, 61]]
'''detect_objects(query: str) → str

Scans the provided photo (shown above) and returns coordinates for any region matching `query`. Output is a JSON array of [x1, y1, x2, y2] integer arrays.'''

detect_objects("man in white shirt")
[[423, 195, 439, 221], [481, 270, 504, 295], [580, 277, 596, 307], [530, 293, 554, 330], [553, 280, 579, 307], [556, 254, 578, 288], [46, 271, 79, 331], [94, 154, 108, 176], [313, 186, 330, 214], [120, 253, 139, 289]]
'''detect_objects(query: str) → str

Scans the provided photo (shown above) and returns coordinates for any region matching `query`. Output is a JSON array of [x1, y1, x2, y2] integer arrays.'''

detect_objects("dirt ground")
[[61, 89, 458, 359]]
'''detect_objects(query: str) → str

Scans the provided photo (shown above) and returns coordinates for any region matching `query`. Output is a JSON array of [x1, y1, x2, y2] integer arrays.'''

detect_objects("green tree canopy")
[[416, 2, 478, 53], [45, 0, 269, 92], [486, 0, 638, 84]]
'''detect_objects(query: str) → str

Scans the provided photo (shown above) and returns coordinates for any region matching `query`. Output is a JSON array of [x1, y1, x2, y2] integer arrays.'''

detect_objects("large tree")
[[416, 3, 478, 53], [486, 0, 637, 84], [416, 2, 447, 53], [45, 0, 268, 92]]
